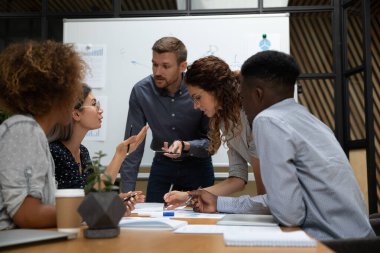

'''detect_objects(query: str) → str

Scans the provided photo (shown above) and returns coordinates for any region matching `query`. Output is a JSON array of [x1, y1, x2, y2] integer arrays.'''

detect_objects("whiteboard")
[[63, 14, 289, 167]]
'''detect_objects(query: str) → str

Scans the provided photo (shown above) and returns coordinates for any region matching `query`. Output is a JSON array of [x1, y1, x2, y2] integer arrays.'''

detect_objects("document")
[[131, 203, 225, 219], [224, 228, 316, 247], [119, 217, 187, 230], [217, 214, 278, 226]]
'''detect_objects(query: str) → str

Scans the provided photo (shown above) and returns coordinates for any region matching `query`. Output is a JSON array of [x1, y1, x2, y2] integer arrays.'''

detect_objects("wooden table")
[[3, 218, 333, 253]]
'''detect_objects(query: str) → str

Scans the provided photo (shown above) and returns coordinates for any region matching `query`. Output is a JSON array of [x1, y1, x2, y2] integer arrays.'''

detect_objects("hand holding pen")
[[187, 188, 217, 214], [163, 187, 201, 210]]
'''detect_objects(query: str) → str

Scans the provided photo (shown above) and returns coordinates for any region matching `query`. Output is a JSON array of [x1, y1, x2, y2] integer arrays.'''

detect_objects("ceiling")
[[0, 0, 377, 16]]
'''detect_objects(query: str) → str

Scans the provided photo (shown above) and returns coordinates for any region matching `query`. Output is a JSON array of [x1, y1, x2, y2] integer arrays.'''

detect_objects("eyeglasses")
[[81, 101, 101, 112]]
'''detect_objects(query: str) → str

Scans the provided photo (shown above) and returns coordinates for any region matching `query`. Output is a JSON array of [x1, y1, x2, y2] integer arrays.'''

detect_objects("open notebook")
[[0, 229, 76, 248], [119, 217, 187, 230], [224, 227, 316, 247]]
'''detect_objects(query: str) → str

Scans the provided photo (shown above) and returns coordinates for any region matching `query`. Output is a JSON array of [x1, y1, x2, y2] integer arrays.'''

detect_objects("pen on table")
[[126, 125, 133, 156]]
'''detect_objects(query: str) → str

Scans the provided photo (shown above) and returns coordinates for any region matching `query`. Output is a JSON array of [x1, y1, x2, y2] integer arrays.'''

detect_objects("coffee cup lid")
[[55, 189, 85, 197]]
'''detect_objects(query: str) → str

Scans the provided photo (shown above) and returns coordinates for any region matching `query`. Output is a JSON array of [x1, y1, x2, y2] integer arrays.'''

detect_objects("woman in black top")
[[48, 84, 148, 201]]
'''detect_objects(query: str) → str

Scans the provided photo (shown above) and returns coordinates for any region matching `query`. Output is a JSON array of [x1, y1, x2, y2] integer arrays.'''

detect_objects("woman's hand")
[[163, 190, 189, 210], [119, 191, 145, 216], [116, 125, 149, 156]]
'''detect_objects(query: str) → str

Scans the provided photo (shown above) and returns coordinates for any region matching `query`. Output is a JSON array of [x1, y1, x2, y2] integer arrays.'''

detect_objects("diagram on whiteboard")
[[75, 44, 107, 88]]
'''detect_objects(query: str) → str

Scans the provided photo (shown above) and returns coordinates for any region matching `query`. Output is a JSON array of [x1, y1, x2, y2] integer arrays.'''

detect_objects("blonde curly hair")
[[185, 56, 241, 155], [0, 40, 86, 116]]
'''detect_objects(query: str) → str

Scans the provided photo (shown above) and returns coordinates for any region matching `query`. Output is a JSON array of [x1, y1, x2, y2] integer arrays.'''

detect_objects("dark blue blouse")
[[49, 141, 93, 189]]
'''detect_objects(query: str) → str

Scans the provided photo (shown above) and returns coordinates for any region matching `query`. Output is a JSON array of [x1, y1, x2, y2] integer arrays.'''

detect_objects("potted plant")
[[78, 151, 126, 238]]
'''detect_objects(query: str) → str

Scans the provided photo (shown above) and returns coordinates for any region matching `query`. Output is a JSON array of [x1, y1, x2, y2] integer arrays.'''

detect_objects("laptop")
[[0, 229, 76, 248]]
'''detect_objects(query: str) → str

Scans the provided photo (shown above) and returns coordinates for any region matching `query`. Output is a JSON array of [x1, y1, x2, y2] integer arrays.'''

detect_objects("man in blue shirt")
[[188, 51, 374, 240], [120, 37, 214, 202]]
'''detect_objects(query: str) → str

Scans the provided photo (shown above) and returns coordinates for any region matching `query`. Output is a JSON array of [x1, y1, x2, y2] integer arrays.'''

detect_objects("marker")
[[163, 211, 175, 217]]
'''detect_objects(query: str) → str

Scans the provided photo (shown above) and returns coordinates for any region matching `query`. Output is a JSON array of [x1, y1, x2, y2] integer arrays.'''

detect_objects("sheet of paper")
[[131, 203, 225, 219], [119, 217, 187, 230], [75, 44, 107, 88]]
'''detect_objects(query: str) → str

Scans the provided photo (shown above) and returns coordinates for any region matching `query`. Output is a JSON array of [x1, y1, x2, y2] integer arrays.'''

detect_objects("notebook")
[[217, 214, 278, 226], [0, 229, 76, 248], [119, 217, 188, 230], [224, 227, 317, 247]]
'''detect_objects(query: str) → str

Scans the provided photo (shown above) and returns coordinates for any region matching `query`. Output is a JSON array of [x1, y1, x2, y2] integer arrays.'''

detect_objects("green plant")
[[84, 151, 113, 194]]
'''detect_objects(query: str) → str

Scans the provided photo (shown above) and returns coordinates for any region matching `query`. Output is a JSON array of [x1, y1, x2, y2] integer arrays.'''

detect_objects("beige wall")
[[349, 149, 368, 210]]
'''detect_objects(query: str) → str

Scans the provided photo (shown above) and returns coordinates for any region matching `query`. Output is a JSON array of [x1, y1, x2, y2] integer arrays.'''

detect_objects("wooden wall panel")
[[290, 3, 380, 212]]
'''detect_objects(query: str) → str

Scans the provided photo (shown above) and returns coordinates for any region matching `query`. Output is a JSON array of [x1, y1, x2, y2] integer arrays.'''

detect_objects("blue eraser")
[[163, 211, 175, 217]]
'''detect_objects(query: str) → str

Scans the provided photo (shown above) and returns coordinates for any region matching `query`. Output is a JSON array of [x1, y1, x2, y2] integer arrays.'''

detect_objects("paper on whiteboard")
[[75, 44, 107, 88]]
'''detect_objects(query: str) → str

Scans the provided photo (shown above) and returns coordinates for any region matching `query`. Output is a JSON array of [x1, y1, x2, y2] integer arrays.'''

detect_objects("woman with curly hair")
[[164, 56, 264, 209], [0, 40, 86, 230]]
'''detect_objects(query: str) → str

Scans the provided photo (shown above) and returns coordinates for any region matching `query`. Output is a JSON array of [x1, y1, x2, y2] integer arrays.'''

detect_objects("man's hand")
[[188, 189, 218, 213], [161, 141, 183, 159]]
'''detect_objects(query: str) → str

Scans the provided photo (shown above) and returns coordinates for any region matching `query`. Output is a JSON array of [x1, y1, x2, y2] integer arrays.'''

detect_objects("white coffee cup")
[[55, 189, 85, 233]]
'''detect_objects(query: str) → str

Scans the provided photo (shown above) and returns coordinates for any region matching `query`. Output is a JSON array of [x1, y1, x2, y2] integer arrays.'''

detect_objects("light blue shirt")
[[217, 98, 375, 240]]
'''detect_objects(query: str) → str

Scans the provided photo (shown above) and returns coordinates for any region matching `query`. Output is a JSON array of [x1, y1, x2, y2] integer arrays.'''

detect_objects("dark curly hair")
[[185, 56, 241, 155], [0, 40, 86, 116]]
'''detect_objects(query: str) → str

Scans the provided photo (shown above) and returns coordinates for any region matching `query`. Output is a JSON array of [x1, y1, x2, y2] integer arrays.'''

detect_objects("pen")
[[168, 183, 174, 193], [164, 183, 174, 210], [126, 125, 133, 156], [123, 193, 138, 202], [185, 186, 202, 206], [184, 195, 193, 206]]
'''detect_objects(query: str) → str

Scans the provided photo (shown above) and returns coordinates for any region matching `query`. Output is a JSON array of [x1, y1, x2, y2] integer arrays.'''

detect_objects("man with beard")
[[120, 37, 214, 203]]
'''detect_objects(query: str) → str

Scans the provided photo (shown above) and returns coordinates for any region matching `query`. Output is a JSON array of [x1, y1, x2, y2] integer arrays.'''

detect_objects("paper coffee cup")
[[55, 189, 85, 233]]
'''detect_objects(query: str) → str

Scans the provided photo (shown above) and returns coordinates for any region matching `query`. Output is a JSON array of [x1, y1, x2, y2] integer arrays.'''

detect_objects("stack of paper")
[[119, 217, 187, 230]]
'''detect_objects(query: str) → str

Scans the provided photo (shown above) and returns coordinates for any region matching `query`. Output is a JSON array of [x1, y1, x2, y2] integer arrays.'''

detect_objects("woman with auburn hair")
[[48, 83, 148, 208], [164, 55, 265, 209]]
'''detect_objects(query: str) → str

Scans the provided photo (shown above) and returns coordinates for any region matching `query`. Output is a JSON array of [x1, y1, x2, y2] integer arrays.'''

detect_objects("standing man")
[[120, 37, 214, 203]]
